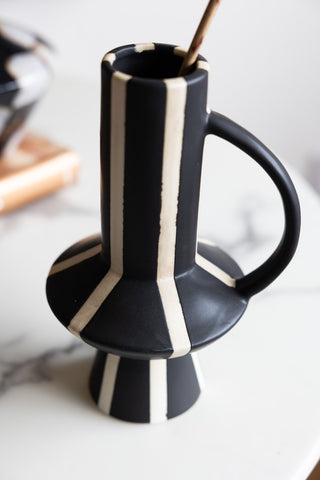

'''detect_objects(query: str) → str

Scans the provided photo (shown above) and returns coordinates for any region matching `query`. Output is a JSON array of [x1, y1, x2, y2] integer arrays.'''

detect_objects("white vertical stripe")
[[157, 78, 191, 358], [157, 78, 187, 279], [135, 43, 155, 53], [191, 352, 205, 391], [98, 354, 120, 414], [173, 46, 187, 57], [110, 72, 130, 274], [102, 52, 116, 65], [149, 359, 167, 423], [197, 60, 210, 71], [67, 72, 130, 336]]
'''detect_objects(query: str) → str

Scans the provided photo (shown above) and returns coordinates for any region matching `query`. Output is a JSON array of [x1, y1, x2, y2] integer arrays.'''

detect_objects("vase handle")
[[206, 110, 301, 297]]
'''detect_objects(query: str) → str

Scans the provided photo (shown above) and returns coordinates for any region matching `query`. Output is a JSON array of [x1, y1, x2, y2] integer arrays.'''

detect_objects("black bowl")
[[0, 20, 53, 157]]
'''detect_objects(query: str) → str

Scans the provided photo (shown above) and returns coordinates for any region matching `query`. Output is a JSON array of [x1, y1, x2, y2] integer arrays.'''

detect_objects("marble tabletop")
[[0, 77, 319, 480]]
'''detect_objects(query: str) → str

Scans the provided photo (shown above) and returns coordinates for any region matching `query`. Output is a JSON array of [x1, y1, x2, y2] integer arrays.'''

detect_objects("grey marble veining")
[[0, 194, 99, 237], [0, 338, 85, 396], [221, 200, 273, 254], [200, 195, 276, 267]]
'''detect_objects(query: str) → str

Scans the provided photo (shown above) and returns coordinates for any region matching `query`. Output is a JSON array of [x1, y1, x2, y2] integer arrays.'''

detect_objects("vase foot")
[[89, 351, 203, 423]]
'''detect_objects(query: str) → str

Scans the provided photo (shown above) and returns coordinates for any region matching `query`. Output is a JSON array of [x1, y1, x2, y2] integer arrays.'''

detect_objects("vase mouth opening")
[[102, 43, 209, 82]]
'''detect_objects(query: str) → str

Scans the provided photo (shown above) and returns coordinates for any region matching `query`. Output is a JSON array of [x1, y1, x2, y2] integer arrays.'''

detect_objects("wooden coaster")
[[0, 132, 79, 214]]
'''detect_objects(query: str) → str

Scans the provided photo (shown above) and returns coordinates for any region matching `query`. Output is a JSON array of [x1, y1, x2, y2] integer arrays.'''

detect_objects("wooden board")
[[0, 132, 79, 214], [308, 460, 320, 480]]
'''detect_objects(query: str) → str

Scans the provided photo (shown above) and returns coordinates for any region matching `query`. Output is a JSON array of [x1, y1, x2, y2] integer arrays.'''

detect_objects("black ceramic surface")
[[90, 351, 201, 423], [46, 43, 300, 423], [47, 235, 246, 358]]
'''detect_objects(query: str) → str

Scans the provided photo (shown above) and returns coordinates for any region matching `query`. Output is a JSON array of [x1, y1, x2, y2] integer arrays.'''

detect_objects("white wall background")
[[1, 0, 320, 173]]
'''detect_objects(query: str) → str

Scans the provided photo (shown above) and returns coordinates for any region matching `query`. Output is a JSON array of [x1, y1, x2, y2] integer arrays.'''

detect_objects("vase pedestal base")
[[89, 351, 203, 423]]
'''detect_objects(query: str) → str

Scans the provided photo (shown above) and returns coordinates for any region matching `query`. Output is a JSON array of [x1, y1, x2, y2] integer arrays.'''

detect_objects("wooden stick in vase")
[[179, 0, 222, 76]]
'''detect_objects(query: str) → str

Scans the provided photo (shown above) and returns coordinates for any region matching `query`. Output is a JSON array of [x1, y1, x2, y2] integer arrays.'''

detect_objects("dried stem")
[[178, 0, 221, 76]]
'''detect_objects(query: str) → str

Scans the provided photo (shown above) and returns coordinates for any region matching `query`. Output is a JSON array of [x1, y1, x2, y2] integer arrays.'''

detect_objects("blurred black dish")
[[0, 20, 53, 157]]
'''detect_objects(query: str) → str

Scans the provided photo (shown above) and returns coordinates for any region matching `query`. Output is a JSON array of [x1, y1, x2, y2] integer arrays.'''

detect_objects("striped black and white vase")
[[46, 43, 300, 423]]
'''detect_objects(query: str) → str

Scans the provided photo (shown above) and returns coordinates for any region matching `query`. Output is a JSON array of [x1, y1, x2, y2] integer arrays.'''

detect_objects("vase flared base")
[[47, 235, 247, 359], [89, 350, 203, 423]]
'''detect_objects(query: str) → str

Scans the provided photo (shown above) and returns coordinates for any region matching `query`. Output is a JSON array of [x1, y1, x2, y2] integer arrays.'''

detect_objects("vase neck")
[[100, 47, 208, 278]]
